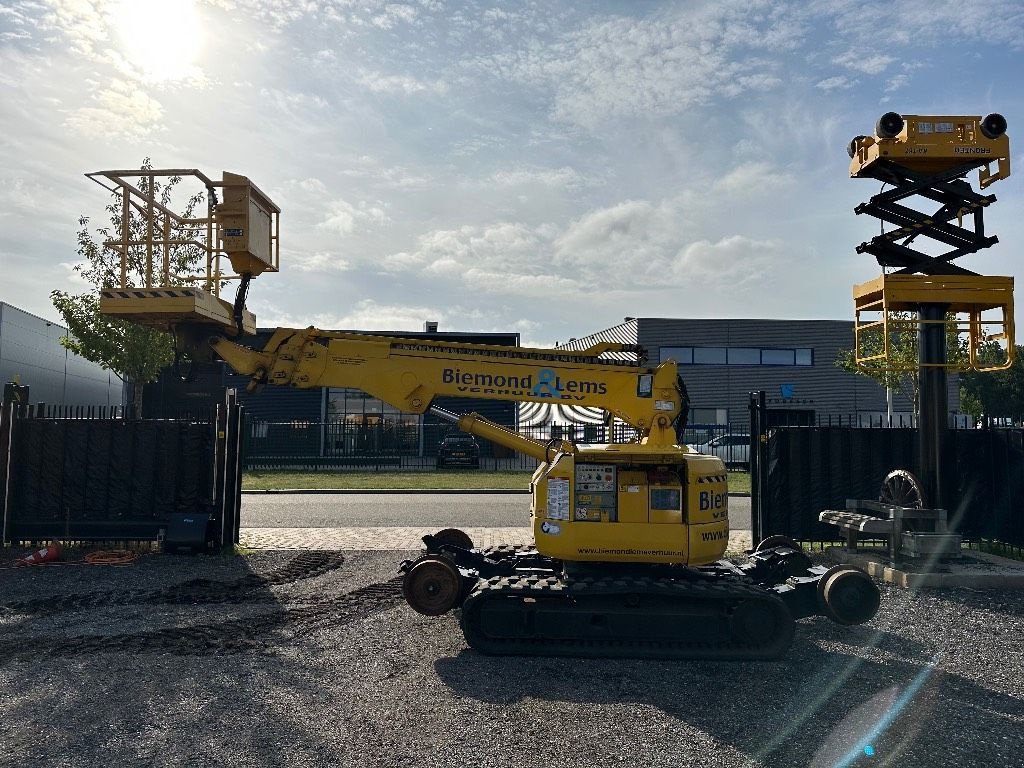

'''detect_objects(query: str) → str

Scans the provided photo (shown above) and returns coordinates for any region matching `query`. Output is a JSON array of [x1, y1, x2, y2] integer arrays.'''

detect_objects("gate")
[[0, 388, 244, 548]]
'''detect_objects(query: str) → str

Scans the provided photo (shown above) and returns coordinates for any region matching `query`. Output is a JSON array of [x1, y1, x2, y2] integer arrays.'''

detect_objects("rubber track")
[[0, 552, 347, 616], [0, 577, 403, 663], [459, 574, 794, 660]]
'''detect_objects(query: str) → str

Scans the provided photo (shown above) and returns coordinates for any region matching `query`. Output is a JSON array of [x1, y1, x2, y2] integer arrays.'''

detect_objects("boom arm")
[[211, 327, 686, 447]]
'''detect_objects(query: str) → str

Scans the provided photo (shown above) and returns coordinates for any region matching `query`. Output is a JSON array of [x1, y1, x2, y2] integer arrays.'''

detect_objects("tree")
[[960, 342, 1024, 421], [836, 311, 968, 415], [50, 160, 206, 418]]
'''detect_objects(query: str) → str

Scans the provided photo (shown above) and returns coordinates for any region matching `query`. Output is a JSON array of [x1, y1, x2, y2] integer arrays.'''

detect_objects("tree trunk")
[[132, 379, 145, 420]]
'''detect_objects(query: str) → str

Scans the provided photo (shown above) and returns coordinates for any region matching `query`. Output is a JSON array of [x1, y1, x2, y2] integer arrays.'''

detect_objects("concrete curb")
[[824, 546, 1024, 589]]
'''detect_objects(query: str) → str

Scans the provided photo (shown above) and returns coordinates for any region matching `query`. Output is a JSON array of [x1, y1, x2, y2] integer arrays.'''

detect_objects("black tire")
[[754, 535, 802, 553], [848, 135, 867, 159], [729, 597, 794, 650], [876, 112, 904, 139], [980, 113, 1007, 140], [817, 565, 880, 626], [402, 556, 463, 616], [432, 528, 475, 550]]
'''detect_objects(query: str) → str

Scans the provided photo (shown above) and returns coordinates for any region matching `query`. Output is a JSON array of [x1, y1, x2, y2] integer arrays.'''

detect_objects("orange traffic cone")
[[15, 540, 63, 567]]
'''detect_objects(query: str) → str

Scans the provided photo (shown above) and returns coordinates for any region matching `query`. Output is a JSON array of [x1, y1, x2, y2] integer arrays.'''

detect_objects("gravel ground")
[[1, 549, 1022, 768]]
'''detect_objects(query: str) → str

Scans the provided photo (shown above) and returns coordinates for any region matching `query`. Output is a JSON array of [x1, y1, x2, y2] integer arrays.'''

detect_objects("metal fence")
[[0, 392, 244, 548], [748, 394, 1024, 553], [243, 419, 643, 471]]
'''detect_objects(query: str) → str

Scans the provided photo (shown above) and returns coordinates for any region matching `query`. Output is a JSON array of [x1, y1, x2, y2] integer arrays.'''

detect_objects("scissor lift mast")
[[848, 112, 1013, 509]]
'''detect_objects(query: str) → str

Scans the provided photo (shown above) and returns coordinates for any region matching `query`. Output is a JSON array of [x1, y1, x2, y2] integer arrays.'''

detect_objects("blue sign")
[[780, 384, 795, 399]]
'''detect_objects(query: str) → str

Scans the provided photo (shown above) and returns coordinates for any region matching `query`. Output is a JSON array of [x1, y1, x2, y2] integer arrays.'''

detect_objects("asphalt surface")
[[240, 492, 752, 530]]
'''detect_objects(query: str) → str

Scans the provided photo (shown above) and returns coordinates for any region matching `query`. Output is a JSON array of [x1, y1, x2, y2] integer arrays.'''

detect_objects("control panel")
[[575, 464, 617, 522]]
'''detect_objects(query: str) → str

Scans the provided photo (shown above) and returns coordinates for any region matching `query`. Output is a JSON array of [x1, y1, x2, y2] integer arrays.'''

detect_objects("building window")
[[660, 347, 693, 364], [326, 388, 421, 455], [727, 347, 760, 365], [693, 347, 727, 364], [663, 346, 813, 366], [761, 348, 795, 366]]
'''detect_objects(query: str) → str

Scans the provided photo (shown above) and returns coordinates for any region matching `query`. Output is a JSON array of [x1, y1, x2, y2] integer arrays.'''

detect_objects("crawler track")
[[459, 574, 794, 660]]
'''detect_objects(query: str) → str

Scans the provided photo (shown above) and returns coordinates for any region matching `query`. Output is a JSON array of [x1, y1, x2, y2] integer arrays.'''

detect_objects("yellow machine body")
[[849, 114, 1010, 187], [530, 447, 728, 565], [212, 328, 728, 566]]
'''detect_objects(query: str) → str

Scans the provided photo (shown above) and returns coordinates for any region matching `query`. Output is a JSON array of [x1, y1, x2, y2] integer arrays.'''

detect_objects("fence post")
[[0, 399, 14, 545], [218, 390, 243, 551], [748, 392, 761, 544]]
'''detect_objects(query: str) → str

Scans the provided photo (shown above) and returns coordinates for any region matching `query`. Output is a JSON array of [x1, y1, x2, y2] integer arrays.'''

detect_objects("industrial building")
[[556, 317, 960, 429], [0, 302, 122, 407]]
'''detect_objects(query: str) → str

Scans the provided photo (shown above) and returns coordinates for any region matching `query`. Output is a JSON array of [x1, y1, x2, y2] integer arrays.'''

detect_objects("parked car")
[[687, 434, 750, 469], [436, 434, 481, 469]]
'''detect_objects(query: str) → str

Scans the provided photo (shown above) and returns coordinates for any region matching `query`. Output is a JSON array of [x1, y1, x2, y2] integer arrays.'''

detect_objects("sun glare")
[[113, 0, 202, 82]]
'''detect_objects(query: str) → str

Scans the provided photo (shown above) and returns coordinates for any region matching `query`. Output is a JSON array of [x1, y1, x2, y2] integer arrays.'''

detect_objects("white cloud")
[[290, 251, 350, 273], [488, 3, 802, 129], [255, 298, 445, 332], [63, 78, 164, 139], [816, 75, 856, 92], [674, 235, 783, 286], [488, 166, 585, 189], [381, 170, 793, 298], [371, 3, 420, 30], [832, 48, 894, 75], [317, 198, 390, 235], [355, 70, 447, 95], [884, 73, 910, 93]]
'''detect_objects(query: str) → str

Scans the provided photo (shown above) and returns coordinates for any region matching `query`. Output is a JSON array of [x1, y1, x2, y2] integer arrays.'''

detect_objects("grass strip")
[[243, 469, 752, 492]]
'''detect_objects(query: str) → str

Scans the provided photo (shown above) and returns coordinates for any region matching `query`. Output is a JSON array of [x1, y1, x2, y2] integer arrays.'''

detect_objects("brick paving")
[[240, 526, 753, 553]]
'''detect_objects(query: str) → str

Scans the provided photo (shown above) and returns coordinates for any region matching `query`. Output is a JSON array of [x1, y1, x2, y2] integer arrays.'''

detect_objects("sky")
[[1, 0, 1023, 348]]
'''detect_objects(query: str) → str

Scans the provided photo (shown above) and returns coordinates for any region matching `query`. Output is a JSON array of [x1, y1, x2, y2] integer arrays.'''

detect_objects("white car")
[[687, 434, 750, 469]]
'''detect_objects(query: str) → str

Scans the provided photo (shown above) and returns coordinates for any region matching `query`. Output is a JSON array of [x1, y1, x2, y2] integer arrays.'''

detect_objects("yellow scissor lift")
[[88, 168, 280, 351], [848, 113, 1014, 374]]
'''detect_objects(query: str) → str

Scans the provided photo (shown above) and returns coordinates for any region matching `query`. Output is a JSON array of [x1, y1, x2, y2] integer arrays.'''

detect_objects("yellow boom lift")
[[91, 167, 880, 660]]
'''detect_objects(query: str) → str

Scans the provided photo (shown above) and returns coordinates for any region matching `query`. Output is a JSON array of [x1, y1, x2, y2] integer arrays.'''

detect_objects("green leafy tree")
[[960, 342, 1024, 420], [50, 160, 206, 418], [836, 311, 968, 415]]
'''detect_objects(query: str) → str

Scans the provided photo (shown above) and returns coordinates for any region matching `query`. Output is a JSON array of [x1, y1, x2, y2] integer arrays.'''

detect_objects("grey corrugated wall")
[[636, 318, 959, 427]]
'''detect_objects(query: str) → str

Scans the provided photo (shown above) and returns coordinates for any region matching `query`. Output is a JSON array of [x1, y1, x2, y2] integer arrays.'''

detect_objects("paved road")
[[241, 492, 751, 530]]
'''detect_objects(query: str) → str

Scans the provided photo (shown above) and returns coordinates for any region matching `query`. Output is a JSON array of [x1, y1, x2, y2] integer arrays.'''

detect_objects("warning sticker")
[[546, 478, 569, 520]]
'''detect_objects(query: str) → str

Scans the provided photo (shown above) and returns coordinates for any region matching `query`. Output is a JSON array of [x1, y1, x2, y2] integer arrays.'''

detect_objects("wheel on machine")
[[729, 597, 794, 654], [402, 556, 464, 616], [753, 535, 811, 576], [817, 565, 880, 626], [876, 111, 904, 138], [754, 535, 802, 553], [431, 528, 475, 550], [848, 135, 867, 158], [981, 113, 1007, 140]]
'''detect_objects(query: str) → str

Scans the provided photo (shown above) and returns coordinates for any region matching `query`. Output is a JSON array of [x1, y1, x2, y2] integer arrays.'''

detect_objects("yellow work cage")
[[853, 274, 1015, 372]]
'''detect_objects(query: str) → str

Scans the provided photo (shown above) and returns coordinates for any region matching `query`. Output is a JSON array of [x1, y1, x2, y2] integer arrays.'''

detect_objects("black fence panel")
[[757, 424, 1024, 547], [0, 405, 235, 546], [243, 419, 641, 471], [762, 428, 918, 540]]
